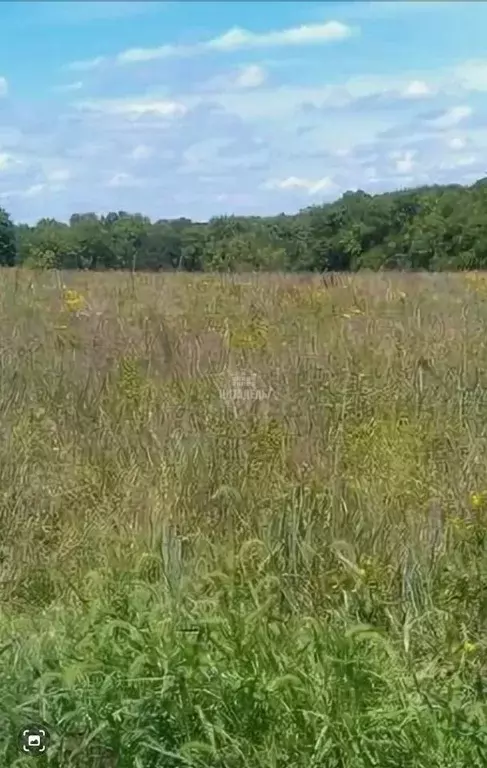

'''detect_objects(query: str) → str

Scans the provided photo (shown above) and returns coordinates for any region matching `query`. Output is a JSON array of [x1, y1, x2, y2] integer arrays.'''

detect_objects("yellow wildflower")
[[63, 289, 86, 313], [470, 491, 487, 510], [463, 641, 477, 654]]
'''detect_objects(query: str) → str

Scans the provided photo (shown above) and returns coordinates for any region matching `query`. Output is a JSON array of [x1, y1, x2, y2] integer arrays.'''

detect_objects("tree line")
[[2, 177, 487, 272]]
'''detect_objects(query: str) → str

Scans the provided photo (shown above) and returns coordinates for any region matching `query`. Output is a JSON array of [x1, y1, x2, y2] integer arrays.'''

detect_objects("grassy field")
[[1, 268, 487, 766]]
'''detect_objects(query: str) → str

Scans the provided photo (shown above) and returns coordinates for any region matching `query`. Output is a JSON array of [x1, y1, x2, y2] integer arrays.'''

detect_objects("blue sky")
[[1, 1, 487, 223]]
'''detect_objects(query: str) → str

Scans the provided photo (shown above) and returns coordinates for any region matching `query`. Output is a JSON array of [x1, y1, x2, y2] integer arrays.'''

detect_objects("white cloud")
[[130, 144, 153, 160], [192, 85, 332, 122], [402, 80, 432, 98], [23, 184, 46, 198], [393, 149, 416, 174], [193, 71, 442, 126], [440, 154, 477, 170], [117, 44, 184, 65], [202, 64, 268, 93], [0, 153, 17, 171], [116, 19, 354, 64], [46, 169, 71, 183], [363, 166, 381, 183], [265, 175, 337, 195], [54, 81, 84, 93], [68, 56, 106, 72], [207, 21, 353, 51], [0, 77, 8, 97], [455, 155, 477, 167], [9, 28, 487, 224], [234, 65, 267, 89], [107, 172, 142, 188], [179, 137, 234, 173], [75, 98, 187, 118], [448, 136, 466, 150], [428, 105, 472, 129], [454, 60, 487, 92]]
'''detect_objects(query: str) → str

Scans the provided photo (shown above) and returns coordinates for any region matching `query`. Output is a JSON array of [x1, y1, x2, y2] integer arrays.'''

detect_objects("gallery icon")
[[18, 724, 50, 756]]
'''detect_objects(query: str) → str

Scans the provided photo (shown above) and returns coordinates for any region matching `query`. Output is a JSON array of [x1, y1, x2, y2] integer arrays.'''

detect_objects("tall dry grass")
[[1, 269, 487, 766]]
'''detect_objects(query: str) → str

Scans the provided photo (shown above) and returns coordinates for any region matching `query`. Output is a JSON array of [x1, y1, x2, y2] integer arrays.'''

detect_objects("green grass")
[[1, 269, 487, 766]]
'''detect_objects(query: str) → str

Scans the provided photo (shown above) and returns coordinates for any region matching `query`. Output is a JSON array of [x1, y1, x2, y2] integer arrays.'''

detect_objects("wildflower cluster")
[[63, 289, 86, 314], [469, 490, 487, 510], [464, 272, 487, 296], [230, 320, 268, 350]]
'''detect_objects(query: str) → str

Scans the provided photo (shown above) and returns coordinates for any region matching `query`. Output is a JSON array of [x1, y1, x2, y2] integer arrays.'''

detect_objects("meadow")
[[1, 268, 487, 766]]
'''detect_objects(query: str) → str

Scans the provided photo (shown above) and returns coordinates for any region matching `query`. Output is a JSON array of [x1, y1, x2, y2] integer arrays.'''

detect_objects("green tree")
[[4, 175, 487, 274], [0, 207, 17, 266]]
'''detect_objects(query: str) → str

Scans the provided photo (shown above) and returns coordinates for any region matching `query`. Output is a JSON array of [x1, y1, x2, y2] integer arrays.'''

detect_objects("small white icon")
[[19, 725, 50, 755]]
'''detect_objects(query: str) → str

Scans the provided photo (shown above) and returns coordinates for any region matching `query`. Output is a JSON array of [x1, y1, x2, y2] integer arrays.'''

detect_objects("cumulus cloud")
[[0, 155, 74, 202], [109, 19, 355, 66], [0, 153, 19, 171], [68, 56, 106, 72], [448, 136, 466, 150], [207, 20, 353, 51], [46, 169, 71, 183], [177, 136, 270, 176], [391, 149, 416, 174], [5, 9, 487, 225], [54, 81, 84, 93], [107, 172, 143, 188], [234, 65, 267, 89], [130, 144, 153, 160], [427, 105, 472, 129], [75, 98, 187, 118], [440, 154, 477, 171], [0, 77, 8, 97], [265, 175, 337, 195], [402, 80, 432, 98], [117, 45, 184, 65], [379, 101, 476, 142], [454, 60, 487, 92], [194, 70, 443, 129], [201, 64, 268, 93], [23, 183, 46, 198]]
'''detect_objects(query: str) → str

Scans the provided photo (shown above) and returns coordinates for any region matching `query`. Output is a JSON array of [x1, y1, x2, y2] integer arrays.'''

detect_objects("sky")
[[1, 1, 487, 224]]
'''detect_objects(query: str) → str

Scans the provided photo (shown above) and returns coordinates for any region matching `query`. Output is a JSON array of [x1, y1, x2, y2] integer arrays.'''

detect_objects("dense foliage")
[[4, 177, 487, 271]]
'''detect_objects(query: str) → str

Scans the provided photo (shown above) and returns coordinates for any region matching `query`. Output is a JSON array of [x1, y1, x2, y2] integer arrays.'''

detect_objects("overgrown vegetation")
[[1, 269, 487, 765], [4, 177, 487, 272]]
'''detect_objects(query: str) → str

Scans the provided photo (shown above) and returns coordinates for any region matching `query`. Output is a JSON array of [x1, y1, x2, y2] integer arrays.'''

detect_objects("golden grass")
[[1, 268, 487, 765], [0, 268, 486, 597]]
